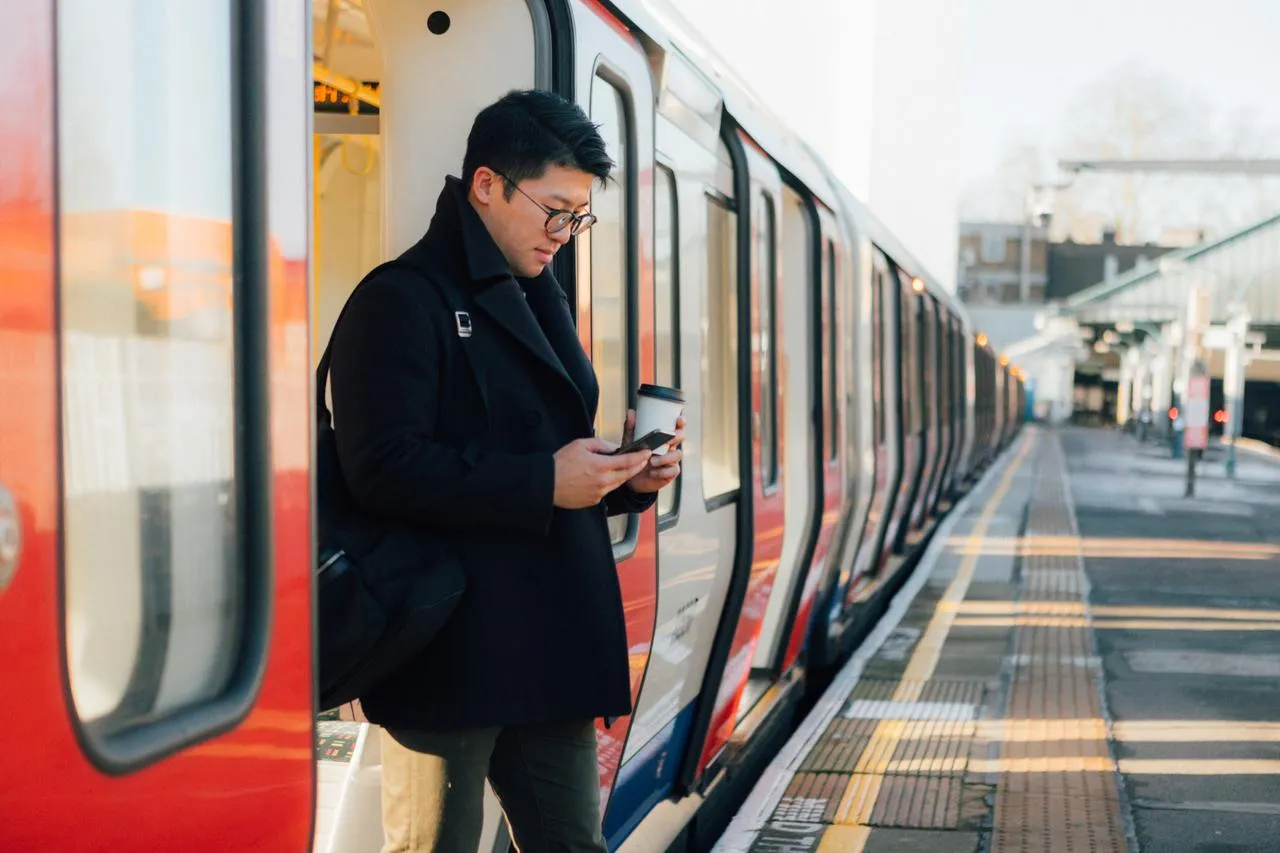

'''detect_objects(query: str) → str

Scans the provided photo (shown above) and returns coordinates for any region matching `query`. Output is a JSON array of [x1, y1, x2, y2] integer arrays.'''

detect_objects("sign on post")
[[1184, 373, 1210, 450]]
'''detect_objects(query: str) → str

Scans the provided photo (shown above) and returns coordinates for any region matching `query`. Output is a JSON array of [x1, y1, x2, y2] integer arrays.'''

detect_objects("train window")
[[758, 195, 779, 489], [704, 195, 740, 502], [926, 302, 936, 432], [824, 241, 839, 463], [57, 0, 249, 758], [589, 77, 633, 544], [655, 166, 680, 519]]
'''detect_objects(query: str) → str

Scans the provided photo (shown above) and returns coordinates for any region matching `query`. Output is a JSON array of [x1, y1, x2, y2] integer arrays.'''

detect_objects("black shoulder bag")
[[315, 261, 468, 710]]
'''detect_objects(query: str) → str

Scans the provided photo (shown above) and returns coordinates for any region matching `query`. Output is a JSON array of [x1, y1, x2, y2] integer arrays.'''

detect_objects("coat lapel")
[[413, 178, 593, 428], [472, 279, 588, 420], [522, 275, 600, 420]]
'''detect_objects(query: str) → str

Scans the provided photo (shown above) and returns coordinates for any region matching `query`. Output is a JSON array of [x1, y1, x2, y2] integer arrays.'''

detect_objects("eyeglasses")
[[493, 169, 598, 236]]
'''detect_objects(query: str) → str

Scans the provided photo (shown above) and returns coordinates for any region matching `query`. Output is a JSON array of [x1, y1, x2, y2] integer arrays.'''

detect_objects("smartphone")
[[610, 428, 675, 456]]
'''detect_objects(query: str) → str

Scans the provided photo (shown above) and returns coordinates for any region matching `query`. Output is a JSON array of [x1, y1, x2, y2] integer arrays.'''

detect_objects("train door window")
[[57, 0, 254, 762], [940, 315, 951, 428], [947, 319, 955, 424], [655, 165, 680, 519], [926, 301, 938, 428], [912, 295, 925, 434], [758, 195, 779, 489], [824, 240, 839, 462], [899, 283, 913, 435], [588, 76, 633, 543], [704, 194, 740, 502], [872, 262, 884, 445]]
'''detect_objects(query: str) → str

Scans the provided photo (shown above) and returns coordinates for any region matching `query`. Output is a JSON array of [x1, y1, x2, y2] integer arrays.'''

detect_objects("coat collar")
[[404, 178, 593, 424]]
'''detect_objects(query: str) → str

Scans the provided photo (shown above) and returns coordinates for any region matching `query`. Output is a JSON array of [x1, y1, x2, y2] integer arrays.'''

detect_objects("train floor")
[[715, 425, 1280, 853]]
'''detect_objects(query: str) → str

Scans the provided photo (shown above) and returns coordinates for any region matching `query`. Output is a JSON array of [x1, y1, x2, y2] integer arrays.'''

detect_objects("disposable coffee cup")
[[634, 384, 685, 455]]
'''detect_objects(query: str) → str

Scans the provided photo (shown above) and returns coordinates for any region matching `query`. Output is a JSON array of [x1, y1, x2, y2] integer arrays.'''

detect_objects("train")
[[0, 0, 1023, 850]]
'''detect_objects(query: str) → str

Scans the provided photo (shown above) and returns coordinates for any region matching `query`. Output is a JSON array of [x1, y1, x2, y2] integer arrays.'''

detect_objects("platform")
[[716, 426, 1280, 853]]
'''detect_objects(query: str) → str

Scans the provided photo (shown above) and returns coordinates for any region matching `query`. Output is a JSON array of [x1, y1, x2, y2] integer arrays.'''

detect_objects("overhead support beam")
[[1059, 158, 1280, 176]]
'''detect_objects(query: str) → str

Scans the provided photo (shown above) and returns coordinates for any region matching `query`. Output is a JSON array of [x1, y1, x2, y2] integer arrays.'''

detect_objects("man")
[[328, 89, 684, 852]]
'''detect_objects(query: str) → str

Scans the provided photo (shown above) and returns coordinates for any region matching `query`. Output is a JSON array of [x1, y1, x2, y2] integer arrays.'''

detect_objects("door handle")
[[0, 485, 20, 595]]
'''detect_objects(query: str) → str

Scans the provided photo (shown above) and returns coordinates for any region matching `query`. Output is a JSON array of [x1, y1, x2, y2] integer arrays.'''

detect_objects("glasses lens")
[[546, 212, 574, 234], [571, 214, 597, 236]]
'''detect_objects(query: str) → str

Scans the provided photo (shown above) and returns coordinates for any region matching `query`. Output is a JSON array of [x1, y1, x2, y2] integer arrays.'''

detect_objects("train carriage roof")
[[613, 0, 969, 326]]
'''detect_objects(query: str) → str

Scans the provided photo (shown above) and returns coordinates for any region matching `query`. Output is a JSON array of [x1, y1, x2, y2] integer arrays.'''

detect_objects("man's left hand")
[[622, 409, 685, 494]]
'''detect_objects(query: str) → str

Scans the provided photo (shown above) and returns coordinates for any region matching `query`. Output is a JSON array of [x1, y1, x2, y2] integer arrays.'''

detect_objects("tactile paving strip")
[[801, 718, 879, 773], [785, 678, 989, 830], [992, 436, 1128, 853], [869, 775, 962, 828], [802, 680, 983, 773], [772, 772, 850, 822]]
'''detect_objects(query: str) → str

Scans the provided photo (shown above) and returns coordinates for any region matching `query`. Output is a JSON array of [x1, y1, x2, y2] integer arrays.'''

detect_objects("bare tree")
[[1055, 62, 1214, 243], [960, 142, 1050, 222], [959, 62, 1280, 245]]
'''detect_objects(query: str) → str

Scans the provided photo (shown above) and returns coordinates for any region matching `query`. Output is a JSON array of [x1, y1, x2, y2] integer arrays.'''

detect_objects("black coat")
[[329, 178, 654, 731]]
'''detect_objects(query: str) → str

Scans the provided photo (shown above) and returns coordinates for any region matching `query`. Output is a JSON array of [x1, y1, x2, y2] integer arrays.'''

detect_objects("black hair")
[[462, 89, 614, 199]]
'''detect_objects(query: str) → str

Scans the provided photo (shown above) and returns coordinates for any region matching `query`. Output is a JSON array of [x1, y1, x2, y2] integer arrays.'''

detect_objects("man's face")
[[470, 165, 595, 278]]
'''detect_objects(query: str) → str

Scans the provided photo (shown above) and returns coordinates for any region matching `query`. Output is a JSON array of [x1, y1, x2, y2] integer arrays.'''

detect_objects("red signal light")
[[1213, 409, 1227, 424], [1168, 406, 1178, 420]]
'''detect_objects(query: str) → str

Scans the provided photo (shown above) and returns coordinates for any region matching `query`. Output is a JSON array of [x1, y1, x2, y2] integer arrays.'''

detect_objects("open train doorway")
[[309, 2, 557, 850]]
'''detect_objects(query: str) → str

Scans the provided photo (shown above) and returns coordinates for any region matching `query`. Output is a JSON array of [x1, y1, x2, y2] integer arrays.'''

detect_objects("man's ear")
[[471, 167, 499, 206]]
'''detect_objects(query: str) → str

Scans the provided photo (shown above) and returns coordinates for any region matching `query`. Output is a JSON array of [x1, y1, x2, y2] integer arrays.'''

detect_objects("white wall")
[[672, 0, 967, 291]]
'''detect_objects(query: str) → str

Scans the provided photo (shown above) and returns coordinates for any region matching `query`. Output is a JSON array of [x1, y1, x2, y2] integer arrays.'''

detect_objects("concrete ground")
[[1063, 427, 1280, 853]]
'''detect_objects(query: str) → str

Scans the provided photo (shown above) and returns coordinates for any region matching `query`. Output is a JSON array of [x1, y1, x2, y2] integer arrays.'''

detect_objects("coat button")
[[523, 410, 542, 429]]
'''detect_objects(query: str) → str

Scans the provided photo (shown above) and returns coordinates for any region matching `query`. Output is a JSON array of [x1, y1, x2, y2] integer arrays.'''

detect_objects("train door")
[[938, 315, 962, 501], [567, 0, 663, 824], [0, 3, 315, 851], [606, 60, 730, 846], [993, 358, 1007, 451], [799, 210, 861, 670], [683, 130, 808, 786], [956, 328, 978, 484], [908, 295, 939, 532], [836, 231, 878, 593], [977, 342, 994, 464], [927, 312, 953, 513], [718, 137, 788, 721], [865, 252, 903, 575], [891, 273, 923, 554], [756, 185, 821, 675], [921, 301, 948, 520], [820, 214, 876, 652]]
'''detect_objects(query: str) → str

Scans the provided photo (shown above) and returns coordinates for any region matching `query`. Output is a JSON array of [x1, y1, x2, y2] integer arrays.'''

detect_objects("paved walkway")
[[716, 426, 1280, 853]]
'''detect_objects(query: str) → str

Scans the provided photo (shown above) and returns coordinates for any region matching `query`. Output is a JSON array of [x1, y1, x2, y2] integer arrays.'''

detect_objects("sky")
[[960, 0, 1280, 187], [958, 0, 1280, 236], [672, 0, 1280, 250]]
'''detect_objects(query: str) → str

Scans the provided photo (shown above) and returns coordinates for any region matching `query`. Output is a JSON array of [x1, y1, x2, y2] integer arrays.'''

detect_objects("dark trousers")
[[379, 720, 607, 853]]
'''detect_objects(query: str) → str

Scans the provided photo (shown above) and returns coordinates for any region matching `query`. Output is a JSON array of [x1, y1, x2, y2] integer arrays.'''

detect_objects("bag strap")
[[316, 260, 480, 428], [317, 260, 402, 428]]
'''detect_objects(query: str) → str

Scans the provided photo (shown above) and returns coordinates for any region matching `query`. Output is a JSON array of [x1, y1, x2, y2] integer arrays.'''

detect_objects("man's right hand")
[[553, 438, 652, 509]]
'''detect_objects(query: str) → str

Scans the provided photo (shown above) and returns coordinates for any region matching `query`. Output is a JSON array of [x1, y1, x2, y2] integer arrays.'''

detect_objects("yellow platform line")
[[833, 434, 1036, 836], [818, 825, 872, 851]]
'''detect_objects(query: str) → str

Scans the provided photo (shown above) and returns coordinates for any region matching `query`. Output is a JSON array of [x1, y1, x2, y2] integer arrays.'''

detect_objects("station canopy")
[[1060, 211, 1280, 328]]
